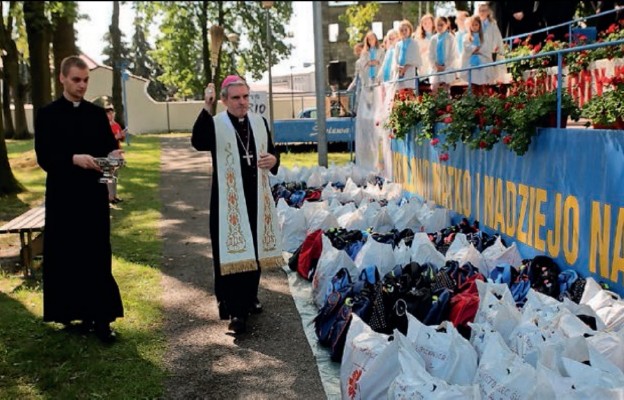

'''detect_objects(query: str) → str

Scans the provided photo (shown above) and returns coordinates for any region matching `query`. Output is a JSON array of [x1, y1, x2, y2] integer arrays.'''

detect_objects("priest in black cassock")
[[34, 55, 124, 343], [191, 75, 282, 334]]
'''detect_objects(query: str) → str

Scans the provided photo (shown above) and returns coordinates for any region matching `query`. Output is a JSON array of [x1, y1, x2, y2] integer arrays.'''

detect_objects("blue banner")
[[392, 125, 624, 295], [273, 118, 355, 144]]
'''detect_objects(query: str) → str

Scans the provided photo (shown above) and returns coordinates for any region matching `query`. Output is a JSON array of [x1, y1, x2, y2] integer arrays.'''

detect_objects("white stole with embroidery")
[[214, 112, 284, 275]]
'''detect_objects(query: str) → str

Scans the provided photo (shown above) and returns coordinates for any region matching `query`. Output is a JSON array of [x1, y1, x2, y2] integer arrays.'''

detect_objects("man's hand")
[[73, 154, 102, 172], [109, 149, 124, 160], [257, 152, 277, 170], [204, 83, 215, 112]]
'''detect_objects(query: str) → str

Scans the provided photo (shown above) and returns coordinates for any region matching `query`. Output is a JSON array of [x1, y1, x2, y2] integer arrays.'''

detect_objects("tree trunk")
[[2, 78, 15, 139], [0, 131, 24, 195], [0, 69, 23, 196], [2, 44, 30, 140], [201, 0, 210, 84], [51, 4, 78, 99], [110, 1, 125, 126], [24, 1, 52, 124]]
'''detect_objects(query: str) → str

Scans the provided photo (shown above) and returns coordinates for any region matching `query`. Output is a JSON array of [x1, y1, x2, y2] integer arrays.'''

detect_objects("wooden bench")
[[0, 205, 45, 277]]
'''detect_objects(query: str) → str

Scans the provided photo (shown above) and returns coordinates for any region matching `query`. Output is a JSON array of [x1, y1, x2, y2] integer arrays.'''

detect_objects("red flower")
[[513, 37, 521, 44], [445, 104, 453, 113], [503, 135, 512, 144], [443, 116, 453, 124], [430, 138, 440, 146], [491, 127, 500, 136], [439, 153, 449, 161], [436, 109, 445, 116], [546, 33, 555, 41], [479, 140, 488, 148]]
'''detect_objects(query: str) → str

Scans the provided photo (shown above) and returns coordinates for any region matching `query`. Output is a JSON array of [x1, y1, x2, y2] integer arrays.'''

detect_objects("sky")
[[75, 1, 315, 82]]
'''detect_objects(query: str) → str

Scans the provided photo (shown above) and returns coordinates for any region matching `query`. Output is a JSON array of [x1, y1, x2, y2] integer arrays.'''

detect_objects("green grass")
[[0, 136, 165, 399], [279, 151, 352, 169]]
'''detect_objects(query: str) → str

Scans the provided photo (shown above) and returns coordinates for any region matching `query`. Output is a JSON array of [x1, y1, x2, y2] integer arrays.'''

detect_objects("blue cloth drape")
[[398, 38, 411, 66], [382, 48, 395, 82], [369, 48, 377, 79], [470, 34, 481, 66], [457, 31, 465, 54], [436, 31, 448, 66]]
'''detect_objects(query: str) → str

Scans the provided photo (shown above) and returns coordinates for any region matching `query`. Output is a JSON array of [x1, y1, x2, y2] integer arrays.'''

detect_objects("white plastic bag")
[[388, 332, 481, 399], [340, 314, 391, 400], [405, 315, 478, 385], [355, 330, 400, 400], [481, 237, 522, 271], [475, 330, 537, 399], [307, 170, 324, 188], [410, 236, 446, 270], [392, 200, 423, 232], [339, 178, 364, 205], [393, 239, 411, 270], [588, 330, 624, 373], [276, 198, 307, 252], [354, 236, 396, 277], [338, 208, 368, 231], [370, 207, 395, 233], [312, 235, 357, 308]]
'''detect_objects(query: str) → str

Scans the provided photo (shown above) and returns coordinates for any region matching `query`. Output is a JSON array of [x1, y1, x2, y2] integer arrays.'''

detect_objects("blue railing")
[[375, 37, 624, 129]]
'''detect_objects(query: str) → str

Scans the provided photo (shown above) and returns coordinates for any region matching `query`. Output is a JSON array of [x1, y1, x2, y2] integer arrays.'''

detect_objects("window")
[[372, 21, 383, 40], [393, 20, 401, 31], [328, 23, 339, 43], [328, 1, 357, 6]]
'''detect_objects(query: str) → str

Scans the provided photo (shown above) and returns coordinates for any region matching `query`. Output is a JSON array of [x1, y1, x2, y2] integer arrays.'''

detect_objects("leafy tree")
[[102, 32, 132, 68], [137, 1, 293, 100], [339, 2, 380, 47], [49, 1, 79, 98], [128, 14, 168, 101], [453, 1, 472, 14], [23, 1, 52, 122], [0, 1, 30, 140]]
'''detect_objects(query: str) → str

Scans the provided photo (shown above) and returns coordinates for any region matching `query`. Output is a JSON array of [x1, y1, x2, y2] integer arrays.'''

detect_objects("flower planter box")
[[542, 112, 568, 128], [592, 118, 624, 130]]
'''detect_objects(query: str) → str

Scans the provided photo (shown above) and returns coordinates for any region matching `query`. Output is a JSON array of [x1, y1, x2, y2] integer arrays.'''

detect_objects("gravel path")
[[159, 135, 325, 400]]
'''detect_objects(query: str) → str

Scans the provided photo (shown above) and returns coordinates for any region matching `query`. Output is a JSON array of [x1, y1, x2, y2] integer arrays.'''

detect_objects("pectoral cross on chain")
[[242, 152, 253, 166]]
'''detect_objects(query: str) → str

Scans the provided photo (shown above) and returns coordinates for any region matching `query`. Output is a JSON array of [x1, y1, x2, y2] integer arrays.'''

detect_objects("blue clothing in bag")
[[489, 263, 513, 285]]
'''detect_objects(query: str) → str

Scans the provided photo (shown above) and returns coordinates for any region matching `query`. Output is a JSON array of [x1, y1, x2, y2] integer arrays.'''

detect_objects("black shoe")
[[218, 301, 230, 320], [228, 317, 247, 334], [250, 299, 263, 314], [94, 323, 117, 344]]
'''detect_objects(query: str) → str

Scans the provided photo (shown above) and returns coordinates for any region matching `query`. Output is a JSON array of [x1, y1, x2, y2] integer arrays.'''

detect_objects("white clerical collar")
[[72, 101, 80, 107]]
